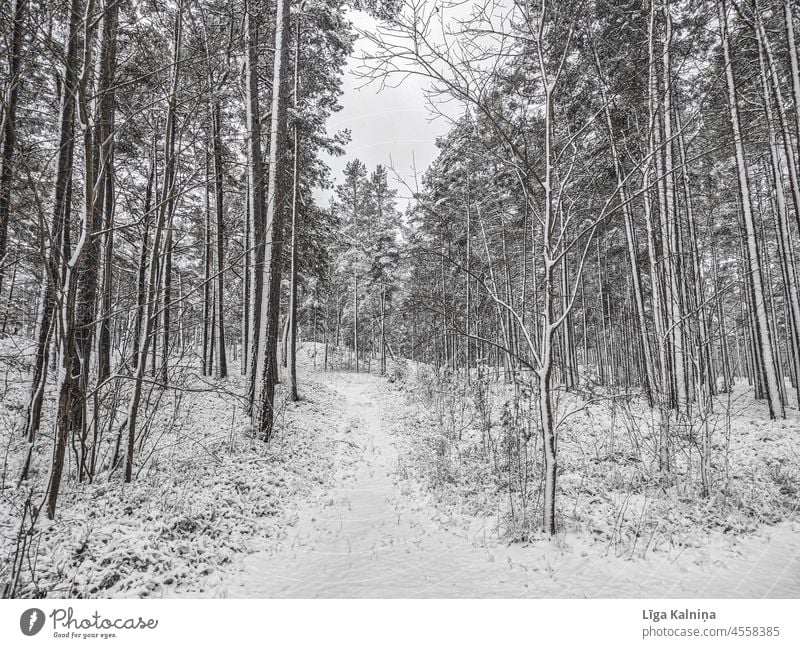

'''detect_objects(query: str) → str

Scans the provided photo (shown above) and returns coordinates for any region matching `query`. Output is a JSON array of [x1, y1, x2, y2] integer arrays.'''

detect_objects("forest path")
[[221, 370, 533, 597], [220, 369, 800, 598]]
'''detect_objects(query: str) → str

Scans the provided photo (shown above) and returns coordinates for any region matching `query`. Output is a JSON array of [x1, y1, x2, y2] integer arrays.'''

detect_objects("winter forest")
[[0, 0, 799, 598]]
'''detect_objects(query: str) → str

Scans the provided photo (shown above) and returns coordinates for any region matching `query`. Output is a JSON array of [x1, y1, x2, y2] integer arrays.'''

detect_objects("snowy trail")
[[220, 371, 800, 598], [223, 371, 530, 597]]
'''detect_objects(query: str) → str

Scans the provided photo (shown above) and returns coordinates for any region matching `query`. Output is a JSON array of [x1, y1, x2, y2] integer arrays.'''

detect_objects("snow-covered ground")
[[218, 367, 800, 598], [0, 340, 348, 597], [1, 339, 798, 598]]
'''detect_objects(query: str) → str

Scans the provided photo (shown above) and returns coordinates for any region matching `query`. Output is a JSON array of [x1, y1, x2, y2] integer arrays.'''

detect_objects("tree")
[[0, 0, 26, 297], [255, 0, 294, 440], [716, 0, 784, 419]]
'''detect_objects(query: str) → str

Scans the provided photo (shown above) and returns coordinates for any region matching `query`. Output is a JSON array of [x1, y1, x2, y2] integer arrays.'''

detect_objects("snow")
[[1, 339, 798, 598], [219, 371, 541, 597], [216, 363, 800, 598], [0, 341, 346, 597]]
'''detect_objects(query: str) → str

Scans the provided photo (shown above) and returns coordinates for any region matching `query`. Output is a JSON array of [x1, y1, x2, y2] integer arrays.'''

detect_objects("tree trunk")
[[96, 0, 119, 382], [202, 145, 212, 375], [380, 284, 386, 376], [756, 25, 800, 407], [245, 0, 266, 409], [287, 13, 301, 402], [353, 270, 359, 372], [20, 0, 79, 486], [659, 3, 687, 412], [0, 0, 26, 295], [48, 0, 100, 516], [717, 0, 784, 419], [212, 101, 227, 378], [133, 152, 155, 367], [255, 0, 292, 440], [241, 187, 251, 375], [70, 0, 119, 478]]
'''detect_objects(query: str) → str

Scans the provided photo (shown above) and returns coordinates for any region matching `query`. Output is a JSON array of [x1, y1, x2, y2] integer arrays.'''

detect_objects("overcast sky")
[[315, 9, 457, 206]]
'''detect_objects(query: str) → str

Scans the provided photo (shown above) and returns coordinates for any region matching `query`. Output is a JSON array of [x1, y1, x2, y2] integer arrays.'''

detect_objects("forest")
[[0, 0, 798, 598]]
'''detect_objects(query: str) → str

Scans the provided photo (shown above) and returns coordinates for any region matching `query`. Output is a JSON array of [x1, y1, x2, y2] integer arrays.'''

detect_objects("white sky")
[[316, 9, 457, 206]]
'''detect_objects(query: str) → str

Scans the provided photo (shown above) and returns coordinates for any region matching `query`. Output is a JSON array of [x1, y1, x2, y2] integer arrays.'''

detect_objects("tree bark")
[[212, 101, 227, 378], [20, 0, 79, 485], [717, 0, 784, 419], [756, 21, 800, 407], [48, 0, 100, 516], [0, 0, 26, 295], [96, 0, 120, 382], [287, 12, 301, 402], [245, 0, 266, 408], [203, 145, 212, 375], [255, 0, 292, 440]]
